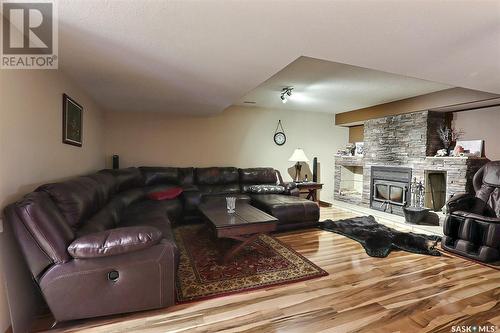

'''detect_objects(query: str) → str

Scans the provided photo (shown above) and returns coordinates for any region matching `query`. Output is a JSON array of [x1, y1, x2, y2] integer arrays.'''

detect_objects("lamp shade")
[[288, 148, 309, 162]]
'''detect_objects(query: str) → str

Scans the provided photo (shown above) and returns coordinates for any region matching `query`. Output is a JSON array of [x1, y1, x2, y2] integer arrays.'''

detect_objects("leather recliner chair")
[[442, 161, 500, 262]]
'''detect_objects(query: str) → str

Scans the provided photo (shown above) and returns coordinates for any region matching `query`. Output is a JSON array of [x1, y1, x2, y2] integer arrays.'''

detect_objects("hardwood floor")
[[41, 206, 500, 333]]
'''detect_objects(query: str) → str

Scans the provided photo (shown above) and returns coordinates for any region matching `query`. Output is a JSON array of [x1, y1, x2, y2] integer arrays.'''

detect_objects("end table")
[[296, 182, 323, 202]]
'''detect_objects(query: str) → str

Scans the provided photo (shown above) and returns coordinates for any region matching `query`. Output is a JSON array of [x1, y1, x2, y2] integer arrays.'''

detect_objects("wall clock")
[[273, 120, 286, 146]]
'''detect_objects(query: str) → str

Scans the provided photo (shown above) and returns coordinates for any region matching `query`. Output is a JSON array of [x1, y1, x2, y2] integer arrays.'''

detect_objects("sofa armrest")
[[68, 226, 162, 259], [40, 241, 177, 321], [446, 193, 495, 216]]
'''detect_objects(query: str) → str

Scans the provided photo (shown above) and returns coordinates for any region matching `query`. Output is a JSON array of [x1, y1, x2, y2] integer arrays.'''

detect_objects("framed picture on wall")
[[355, 142, 364, 156], [455, 140, 484, 157], [62, 94, 83, 147]]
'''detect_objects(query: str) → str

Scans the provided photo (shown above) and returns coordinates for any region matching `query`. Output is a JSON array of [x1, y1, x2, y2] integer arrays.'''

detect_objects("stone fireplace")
[[335, 111, 488, 216]]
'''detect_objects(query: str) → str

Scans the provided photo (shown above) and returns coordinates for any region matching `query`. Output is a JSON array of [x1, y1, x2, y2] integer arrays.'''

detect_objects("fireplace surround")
[[334, 111, 488, 216]]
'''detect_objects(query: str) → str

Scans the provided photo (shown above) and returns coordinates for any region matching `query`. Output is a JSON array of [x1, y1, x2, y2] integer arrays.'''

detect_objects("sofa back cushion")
[[195, 167, 240, 195], [14, 192, 74, 264], [195, 167, 239, 185], [75, 198, 125, 237], [140, 167, 180, 186], [101, 167, 143, 192], [239, 168, 278, 192], [178, 167, 194, 186], [37, 176, 102, 228], [86, 172, 116, 206]]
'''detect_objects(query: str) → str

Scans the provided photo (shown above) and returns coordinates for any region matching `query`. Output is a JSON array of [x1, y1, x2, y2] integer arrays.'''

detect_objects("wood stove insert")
[[370, 166, 412, 216]]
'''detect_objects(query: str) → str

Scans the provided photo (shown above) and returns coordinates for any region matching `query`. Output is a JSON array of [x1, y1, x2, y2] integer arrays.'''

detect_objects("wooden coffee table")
[[198, 200, 278, 264]]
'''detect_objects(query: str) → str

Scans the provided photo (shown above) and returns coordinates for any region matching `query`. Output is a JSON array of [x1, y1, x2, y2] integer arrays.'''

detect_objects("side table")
[[296, 182, 323, 202]]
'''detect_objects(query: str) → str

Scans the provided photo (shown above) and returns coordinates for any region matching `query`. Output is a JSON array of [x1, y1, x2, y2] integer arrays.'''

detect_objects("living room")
[[1, 1, 500, 332]]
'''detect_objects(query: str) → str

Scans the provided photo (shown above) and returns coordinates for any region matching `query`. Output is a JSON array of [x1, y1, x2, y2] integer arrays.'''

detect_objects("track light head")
[[280, 87, 293, 103]]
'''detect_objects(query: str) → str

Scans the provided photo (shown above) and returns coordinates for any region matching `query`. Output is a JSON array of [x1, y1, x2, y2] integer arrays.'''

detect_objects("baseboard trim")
[[319, 200, 332, 207]]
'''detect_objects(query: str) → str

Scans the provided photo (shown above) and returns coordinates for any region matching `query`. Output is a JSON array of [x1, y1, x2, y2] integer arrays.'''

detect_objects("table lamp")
[[289, 148, 309, 182]]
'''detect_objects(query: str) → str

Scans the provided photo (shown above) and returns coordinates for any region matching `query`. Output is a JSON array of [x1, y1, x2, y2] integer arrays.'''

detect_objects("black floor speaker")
[[312, 157, 318, 182], [112, 155, 120, 170]]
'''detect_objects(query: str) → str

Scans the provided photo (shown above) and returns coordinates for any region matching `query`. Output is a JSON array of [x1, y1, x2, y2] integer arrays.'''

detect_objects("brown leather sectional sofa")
[[4, 166, 319, 322]]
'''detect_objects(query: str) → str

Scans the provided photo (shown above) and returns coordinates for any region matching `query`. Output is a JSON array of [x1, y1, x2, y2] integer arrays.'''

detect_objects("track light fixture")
[[280, 87, 293, 103]]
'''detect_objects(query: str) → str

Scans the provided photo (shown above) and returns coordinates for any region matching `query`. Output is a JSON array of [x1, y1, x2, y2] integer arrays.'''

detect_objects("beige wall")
[[348, 125, 364, 143], [0, 70, 106, 332], [104, 106, 348, 203], [452, 106, 500, 161]]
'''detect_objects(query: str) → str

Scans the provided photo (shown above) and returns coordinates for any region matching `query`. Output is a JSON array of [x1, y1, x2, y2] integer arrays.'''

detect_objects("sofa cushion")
[[178, 167, 195, 185], [86, 172, 116, 206], [140, 167, 180, 186], [113, 188, 146, 207], [15, 192, 74, 264], [239, 168, 277, 184], [122, 199, 183, 226], [239, 168, 279, 192], [68, 226, 162, 259], [251, 194, 319, 224], [198, 184, 241, 196], [195, 167, 239, 185], [37, 177, 102, 228], [102, 167, 143, 192], [76, 198, 125, 237]]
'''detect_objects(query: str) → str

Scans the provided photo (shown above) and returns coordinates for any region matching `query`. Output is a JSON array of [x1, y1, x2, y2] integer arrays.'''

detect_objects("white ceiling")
[[235, 56, 451, 113], [58, 1, 500, 115]]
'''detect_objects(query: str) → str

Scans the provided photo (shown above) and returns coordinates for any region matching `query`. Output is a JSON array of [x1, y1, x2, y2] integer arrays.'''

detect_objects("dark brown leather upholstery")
[[37, 177, 103, 228], [442, 161, 500, 262], [40, 242, 177, 322], [251, 194, 319, 230], [195, 167, 240, 196], [239, 168, 278, 192], [14, 192, 74, 264], [5, 165, 318, 322], [68, 226, 162, 258], [101, 167, 143, 192]]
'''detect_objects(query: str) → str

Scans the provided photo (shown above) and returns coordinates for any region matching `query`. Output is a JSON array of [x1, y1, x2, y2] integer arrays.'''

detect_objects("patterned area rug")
[[174, 224, 328, 303]]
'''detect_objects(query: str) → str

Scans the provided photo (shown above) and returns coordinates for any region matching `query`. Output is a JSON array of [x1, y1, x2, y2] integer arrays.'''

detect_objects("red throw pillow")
[[148, 187, 183, 200]]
